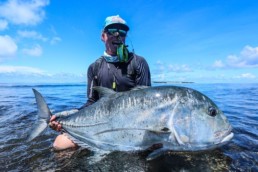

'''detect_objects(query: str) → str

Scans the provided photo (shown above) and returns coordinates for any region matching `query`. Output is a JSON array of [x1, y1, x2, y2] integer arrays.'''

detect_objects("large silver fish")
[[28, 86, 233, 159]]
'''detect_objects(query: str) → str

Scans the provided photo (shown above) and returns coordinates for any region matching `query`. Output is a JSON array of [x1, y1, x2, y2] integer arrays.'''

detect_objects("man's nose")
[[113, 31, 119, 37]]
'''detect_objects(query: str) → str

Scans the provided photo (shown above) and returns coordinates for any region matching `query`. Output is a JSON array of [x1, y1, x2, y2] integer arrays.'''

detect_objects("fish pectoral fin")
[[146, 147, 169, 161]]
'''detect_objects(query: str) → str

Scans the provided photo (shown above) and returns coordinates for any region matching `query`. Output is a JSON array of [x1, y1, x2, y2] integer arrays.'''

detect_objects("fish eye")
[[208, 106, 217, 117]]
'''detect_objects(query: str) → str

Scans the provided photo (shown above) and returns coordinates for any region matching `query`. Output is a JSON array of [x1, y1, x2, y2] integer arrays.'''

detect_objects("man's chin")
[[106, 49, 117, 56]]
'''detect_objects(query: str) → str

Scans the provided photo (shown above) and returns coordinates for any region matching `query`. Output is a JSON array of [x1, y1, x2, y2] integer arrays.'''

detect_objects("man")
[[50, 15, 151, 150]]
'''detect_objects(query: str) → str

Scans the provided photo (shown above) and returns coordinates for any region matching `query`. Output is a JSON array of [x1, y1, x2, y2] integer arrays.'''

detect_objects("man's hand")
[[49, 115, 62, 131], [49, 109, 78, 131]]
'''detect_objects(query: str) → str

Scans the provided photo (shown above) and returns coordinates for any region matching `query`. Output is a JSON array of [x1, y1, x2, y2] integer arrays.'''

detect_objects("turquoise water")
[[0, 83, 257, 171]]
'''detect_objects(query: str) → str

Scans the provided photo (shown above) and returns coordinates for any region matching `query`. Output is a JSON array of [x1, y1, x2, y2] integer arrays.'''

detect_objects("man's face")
[[101, 28, 127, 56]]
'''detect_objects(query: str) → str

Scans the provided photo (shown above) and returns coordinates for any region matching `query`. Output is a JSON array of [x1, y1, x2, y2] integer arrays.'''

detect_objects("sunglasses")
[[105, 28, 127, 37]]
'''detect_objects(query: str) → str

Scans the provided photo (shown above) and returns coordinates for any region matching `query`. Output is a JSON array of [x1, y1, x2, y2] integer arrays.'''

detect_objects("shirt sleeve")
[[135, 55, 152, 86], [78, 63, 99, 109]]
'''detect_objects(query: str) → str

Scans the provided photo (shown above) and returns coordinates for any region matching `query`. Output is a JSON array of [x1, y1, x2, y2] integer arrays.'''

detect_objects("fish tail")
[[27, 89, 52, 141]]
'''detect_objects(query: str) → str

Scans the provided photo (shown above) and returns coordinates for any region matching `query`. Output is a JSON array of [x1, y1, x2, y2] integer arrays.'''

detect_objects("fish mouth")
[[215, 126, 234, 144], [221, 132, 234, 143]]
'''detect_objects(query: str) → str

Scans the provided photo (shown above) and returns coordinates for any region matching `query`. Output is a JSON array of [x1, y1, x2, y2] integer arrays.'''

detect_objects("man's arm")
[[78, 63, 99, 109], [135, 55, 151, 86], [49, 64, 97, 130]]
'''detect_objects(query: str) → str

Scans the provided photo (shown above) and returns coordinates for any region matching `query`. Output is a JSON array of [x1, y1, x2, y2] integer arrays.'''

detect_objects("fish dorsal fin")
[[93, 86, 116, 98], [131, 86, 150, 91]]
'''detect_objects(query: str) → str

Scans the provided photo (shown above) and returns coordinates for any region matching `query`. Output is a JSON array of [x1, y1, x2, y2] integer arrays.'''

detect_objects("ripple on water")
[[0, 83, 257, 171]]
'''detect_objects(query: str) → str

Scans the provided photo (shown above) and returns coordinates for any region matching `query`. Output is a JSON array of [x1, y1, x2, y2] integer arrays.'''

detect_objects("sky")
[[0, 0, 258, 84]]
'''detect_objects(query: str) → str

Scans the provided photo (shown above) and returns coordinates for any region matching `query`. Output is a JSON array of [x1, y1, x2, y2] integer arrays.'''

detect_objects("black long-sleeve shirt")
[[80, 53, 151, 108]]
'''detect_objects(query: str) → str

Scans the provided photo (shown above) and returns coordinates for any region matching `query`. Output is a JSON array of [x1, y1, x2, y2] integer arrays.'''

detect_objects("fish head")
[[167, 88, 233, 151]]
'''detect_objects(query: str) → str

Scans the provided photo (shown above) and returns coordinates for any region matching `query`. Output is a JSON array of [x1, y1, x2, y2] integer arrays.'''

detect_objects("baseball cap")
[[103, 15, 129, 31]]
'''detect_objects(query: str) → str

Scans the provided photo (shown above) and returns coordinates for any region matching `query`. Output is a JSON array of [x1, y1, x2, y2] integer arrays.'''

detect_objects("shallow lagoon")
[[0, 83, 257, 171]]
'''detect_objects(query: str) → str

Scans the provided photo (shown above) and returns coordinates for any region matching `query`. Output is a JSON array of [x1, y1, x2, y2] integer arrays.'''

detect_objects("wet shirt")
[[83, 53, 151, 107]]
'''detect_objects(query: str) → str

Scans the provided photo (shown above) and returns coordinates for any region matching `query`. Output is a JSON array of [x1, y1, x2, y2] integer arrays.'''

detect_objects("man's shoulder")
[[129, 53, 147, 64], [88, 56, 105, 77], [94, 56, 104, 63], [89, 56, 104, 66], [88, 57, 104, 72]]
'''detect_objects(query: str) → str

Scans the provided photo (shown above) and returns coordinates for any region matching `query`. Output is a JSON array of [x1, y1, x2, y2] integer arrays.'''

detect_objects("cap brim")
[[104, 23, 129, 31]]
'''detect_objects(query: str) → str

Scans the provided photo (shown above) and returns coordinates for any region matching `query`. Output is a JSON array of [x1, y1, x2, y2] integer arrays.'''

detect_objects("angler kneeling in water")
[[49, 15, 152, 150], [29, 17, 233, 160]]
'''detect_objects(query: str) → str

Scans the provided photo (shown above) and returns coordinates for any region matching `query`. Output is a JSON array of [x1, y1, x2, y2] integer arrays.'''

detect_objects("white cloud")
[[155, 61, 192, 73], [234, 73, 256, 79], [240, 45, 258, 65], [17, 31, 62, 45], [22, 44, 42, 56], [156, 60, 163, 65], [0, 19, 8, 31], [226, 55, 241, 66], [212, 45, 258, 69], [0, 65, 45, 75], [0, 65, 86, 83], [155, 60, 165, 71], [212, 60, 225, 68], [0, 0, 49, 26], [50, 36, 62, 45], [17, 30, 47, 41], [152, 61, 193, 82], [168, 64, 192, 72], [0, 35, 17, 58]]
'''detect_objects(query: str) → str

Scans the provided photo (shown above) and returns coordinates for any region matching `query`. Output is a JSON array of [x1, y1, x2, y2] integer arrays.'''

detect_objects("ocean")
[[0, 83, 257, 171]]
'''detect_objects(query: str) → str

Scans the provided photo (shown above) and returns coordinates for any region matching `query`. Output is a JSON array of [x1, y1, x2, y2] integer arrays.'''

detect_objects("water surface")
[[0, 83, 257, 171]]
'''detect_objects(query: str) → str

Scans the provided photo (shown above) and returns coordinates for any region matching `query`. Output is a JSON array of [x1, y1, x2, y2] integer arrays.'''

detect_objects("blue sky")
[[0, 0, 258, 83]]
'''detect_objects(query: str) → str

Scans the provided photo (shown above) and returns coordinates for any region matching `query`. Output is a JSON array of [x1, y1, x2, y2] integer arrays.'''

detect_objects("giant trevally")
[[28, 86, 233, 160]]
